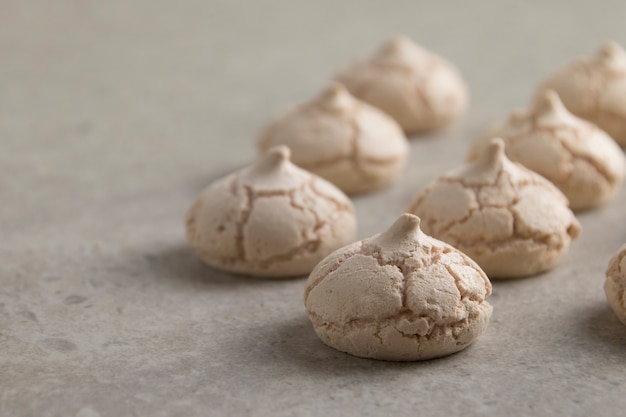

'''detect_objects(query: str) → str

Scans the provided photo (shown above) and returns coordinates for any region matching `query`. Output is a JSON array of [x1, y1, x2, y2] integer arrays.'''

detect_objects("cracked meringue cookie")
[[185, 146, 357, 278], [535, 41, 626, 147], [605, 244, 626, 325], [468, 91, 626, 211], [409, 139, 581, 279], [258, 83, 409, 194], [334, 35, 468, 134], [304, 213, 492, 361]]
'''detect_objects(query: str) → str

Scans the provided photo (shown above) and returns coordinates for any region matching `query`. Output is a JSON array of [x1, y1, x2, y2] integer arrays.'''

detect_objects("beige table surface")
[[2, 1, 626, 416]]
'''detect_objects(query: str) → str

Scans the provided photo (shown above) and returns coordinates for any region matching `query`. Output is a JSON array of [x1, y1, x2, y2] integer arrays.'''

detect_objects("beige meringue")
[[409, 139, 581, 279], [536, 41, 626, 147], [335, 36, 468, 134], [258, 83, 409, 194], [605, 244, 626, 325], [468, 91, 626, 211], [304, 213, 492, 361], [185, 146, 357, 278]]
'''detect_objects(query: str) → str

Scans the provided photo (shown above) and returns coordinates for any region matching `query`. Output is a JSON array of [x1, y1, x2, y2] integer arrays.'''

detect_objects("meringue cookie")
[[186, 146, 357, 278], [335, 36, 468, 134], [258, 83, 409, 194], [605, 244, 626, 325], [536, 41, 626, 147], [304, 213, 492, 361], [410, 139, 581, 279], [468, 91, 626, 211]]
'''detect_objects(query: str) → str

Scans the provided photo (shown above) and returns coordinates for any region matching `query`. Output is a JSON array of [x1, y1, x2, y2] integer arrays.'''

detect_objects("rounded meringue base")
[[309, 157, 407, 195], [187, 210, 357, 279], [577, 110, 626, 148], [559, 173, 619, 212], [310, 304, 492, 361], [459, 239, 573, 279], [604, 277, 626, 325], [605, 247, 626, 325]]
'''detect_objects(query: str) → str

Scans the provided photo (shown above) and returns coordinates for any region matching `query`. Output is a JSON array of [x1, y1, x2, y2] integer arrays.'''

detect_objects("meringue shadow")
[[142, 244, 303, 290], [578, 302, 626, 355]]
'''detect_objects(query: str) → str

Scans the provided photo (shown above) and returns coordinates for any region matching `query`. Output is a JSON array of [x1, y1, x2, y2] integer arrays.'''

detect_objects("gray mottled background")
[[1, 1, 625, 416]]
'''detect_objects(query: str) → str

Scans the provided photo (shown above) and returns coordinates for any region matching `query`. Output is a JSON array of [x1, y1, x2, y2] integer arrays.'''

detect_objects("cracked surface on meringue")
[[186, 146, 356, 278], [536, 41, 626, 146], [334, 36, 468, 134], [411, 139, 581, 279], [469, 91, 626, 210], [304, 214, 492, 361], [258, 83, 408, 194]]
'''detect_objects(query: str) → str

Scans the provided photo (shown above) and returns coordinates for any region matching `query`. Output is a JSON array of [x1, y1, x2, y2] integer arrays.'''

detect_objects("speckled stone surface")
[[1, 1, 626, 416]]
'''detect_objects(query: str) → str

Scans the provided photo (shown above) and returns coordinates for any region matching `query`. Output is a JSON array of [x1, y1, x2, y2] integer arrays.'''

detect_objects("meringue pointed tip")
[[379, 35, 419, 56], [398, 212, 421, 229], [383, 213, 422, 240], [257, 145, 290, 171], [387, 34, 413, 48], [315, 82, 354, 111], [535, 89, 565, 113], [509, 109, 526, 122], [318, 82, 349, 102], [269, 144, 290, 160], [542, 89, 560, 104], [485, 138, 506, 160], [600, 40, 624, 58], [322, 81, 346, 96]]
